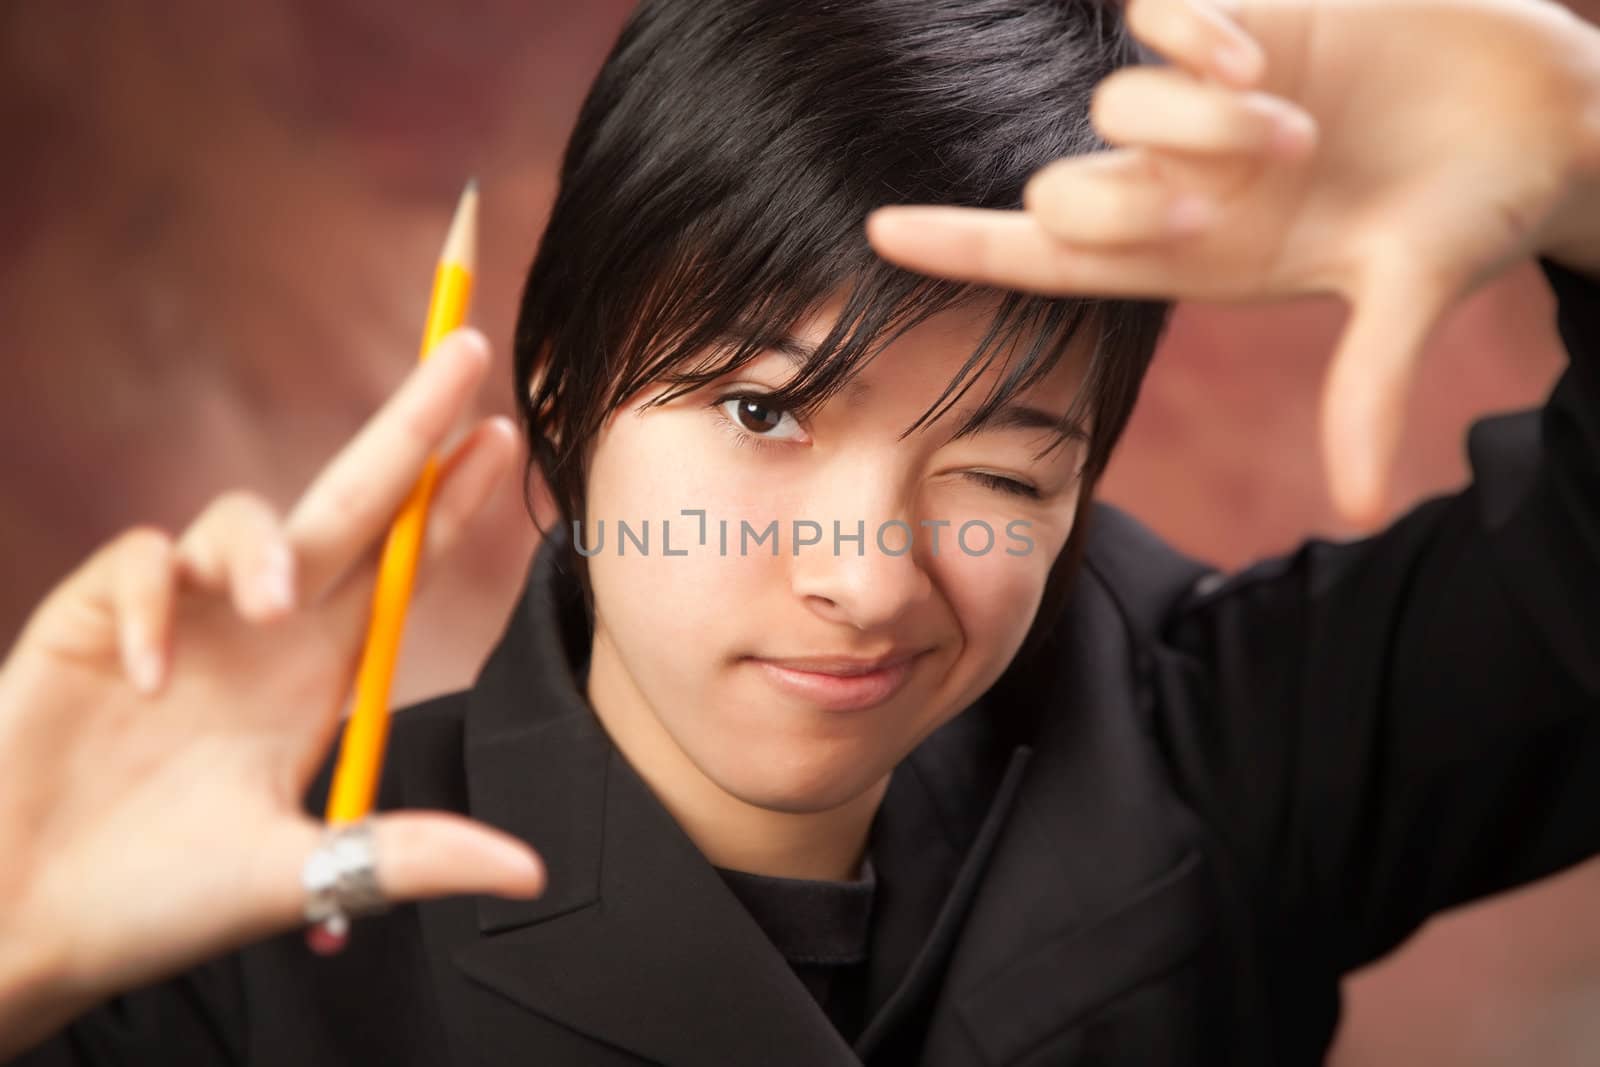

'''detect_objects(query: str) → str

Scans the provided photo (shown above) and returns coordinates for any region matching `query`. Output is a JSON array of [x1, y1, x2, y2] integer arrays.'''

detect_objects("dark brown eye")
[[717, 394, 804, 441], [734, 399, 782, 433]]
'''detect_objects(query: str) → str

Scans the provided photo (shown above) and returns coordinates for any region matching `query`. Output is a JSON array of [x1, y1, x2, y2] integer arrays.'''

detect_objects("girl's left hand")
[[866, 0, 1600, 524]]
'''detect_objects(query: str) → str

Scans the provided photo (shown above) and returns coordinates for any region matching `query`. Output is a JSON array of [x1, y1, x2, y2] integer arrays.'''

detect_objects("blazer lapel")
[[422, 537, 858, 1067], [919, 562, 1218, 1067], [456, 744, 859, 1067], [854, 737, 1033, 1062]]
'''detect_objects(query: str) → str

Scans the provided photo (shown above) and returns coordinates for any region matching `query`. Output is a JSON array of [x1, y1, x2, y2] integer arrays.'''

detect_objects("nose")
[[788, 481, 934, 633]]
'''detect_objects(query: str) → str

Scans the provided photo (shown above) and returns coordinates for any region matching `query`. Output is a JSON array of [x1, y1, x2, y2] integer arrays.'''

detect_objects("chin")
[[708, 749, 888, 815]]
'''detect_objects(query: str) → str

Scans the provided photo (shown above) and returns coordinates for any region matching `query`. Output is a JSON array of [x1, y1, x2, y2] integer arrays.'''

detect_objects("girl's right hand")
[[0, 328, 544, 1055]]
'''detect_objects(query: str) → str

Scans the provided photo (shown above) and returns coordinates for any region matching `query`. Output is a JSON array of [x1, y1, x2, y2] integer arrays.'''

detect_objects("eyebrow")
[[717, 329, 871, 403], [718, 328, 1088, 444], [950, 402, 1089, 444]]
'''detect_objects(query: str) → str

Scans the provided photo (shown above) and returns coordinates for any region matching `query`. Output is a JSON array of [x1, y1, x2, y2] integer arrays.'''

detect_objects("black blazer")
[[17, 259, 1600, 1067]]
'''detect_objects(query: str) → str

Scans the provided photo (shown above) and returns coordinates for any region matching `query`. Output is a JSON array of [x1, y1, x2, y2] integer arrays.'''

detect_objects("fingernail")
[[1272, 110, 1317, 158], [1213, 39, 1263, 84], [1168, 195, 1216, 234], [255, 571, 293, 616], [126, 641, 163, 694], [496, 842, 546, 895], [453, 327, 489, 360], [865, 208, 907, 240], [254, 546, 296, 616]]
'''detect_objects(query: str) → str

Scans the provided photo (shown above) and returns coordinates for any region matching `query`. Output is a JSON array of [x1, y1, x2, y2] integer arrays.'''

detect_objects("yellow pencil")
[[311, 180, 477, 943]]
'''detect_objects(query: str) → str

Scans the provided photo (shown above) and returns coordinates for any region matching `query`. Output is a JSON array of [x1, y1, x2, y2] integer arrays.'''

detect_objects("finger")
[[7, 526, 187, 690], [9, 526, 176, 691], [285, 328, 493, 604], [1320, 256, 1458, 527], [369, 812, 545, 904], [259, 813, 545, 927], [111, 528, 179, 694], [867, 205, 1183, 298], [14, 524, 172, 681], [413, 416, 520, 575], [317, 415, 521, 638], [1093, 67, 1317, 161], [174, 492, 297, 623], [1025, 148, 1222, 246], [1125, 0, 1266, 89]]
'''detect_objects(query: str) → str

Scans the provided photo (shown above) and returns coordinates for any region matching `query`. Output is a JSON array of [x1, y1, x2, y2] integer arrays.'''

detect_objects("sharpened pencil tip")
[[441, 180, 479, 271]]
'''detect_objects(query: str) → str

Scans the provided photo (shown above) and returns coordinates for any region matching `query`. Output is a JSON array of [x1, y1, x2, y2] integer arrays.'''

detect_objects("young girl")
[[5, 0, 1600, 1063]]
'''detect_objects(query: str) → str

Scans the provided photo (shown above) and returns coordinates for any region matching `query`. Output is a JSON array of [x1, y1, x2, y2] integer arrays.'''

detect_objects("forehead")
[[759, 288, 1093, 413]]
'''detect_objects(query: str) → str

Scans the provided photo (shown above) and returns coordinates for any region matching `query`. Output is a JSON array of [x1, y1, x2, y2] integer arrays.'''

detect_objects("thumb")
[[366, 811, 546, 904], [263, 811, 546, 926], [1319, 254, 1459, 527]]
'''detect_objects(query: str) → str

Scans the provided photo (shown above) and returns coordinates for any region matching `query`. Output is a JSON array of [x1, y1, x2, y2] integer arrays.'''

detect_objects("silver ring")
[[301, 818, 390, 932]]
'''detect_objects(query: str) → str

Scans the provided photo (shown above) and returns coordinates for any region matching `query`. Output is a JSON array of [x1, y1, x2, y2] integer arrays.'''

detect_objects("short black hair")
[[514, 0, 1173, 660]]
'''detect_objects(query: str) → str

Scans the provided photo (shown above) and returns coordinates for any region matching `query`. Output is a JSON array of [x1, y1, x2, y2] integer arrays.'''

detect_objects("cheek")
[[938, 548, 1054, 661], [930, 496, 1074, 681], [583, 413, 780, 669], [586, 403, 777, 526]]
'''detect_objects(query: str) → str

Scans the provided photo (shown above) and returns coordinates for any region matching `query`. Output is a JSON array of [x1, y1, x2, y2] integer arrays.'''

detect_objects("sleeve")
[[3, 955, 246, 1066], [1150, 257, 1600, 977]]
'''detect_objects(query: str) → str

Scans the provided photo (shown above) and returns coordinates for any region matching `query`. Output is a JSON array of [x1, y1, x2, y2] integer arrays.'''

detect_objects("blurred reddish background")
[[2, 2, 1597, 1062]]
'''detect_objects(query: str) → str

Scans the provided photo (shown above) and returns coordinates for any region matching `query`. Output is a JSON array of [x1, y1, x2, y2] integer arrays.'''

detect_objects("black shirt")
[[715, 861, 877, 1043]]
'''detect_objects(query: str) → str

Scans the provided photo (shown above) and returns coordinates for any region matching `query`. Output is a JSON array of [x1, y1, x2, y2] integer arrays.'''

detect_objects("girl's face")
[[580, 294, 1090, 816]]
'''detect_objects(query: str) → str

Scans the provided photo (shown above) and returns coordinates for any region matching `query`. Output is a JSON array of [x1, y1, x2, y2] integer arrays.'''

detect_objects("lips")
[[746, 648, 930, 711], [756, 650, 924, 676]]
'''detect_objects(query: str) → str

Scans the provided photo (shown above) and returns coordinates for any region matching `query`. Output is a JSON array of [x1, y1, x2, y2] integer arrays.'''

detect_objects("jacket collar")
[[443, 528, 855, 1065]]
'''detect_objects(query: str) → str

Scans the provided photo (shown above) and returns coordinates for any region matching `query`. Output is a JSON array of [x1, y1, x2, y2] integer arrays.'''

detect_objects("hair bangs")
[[604, 239, 1108, 476]]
